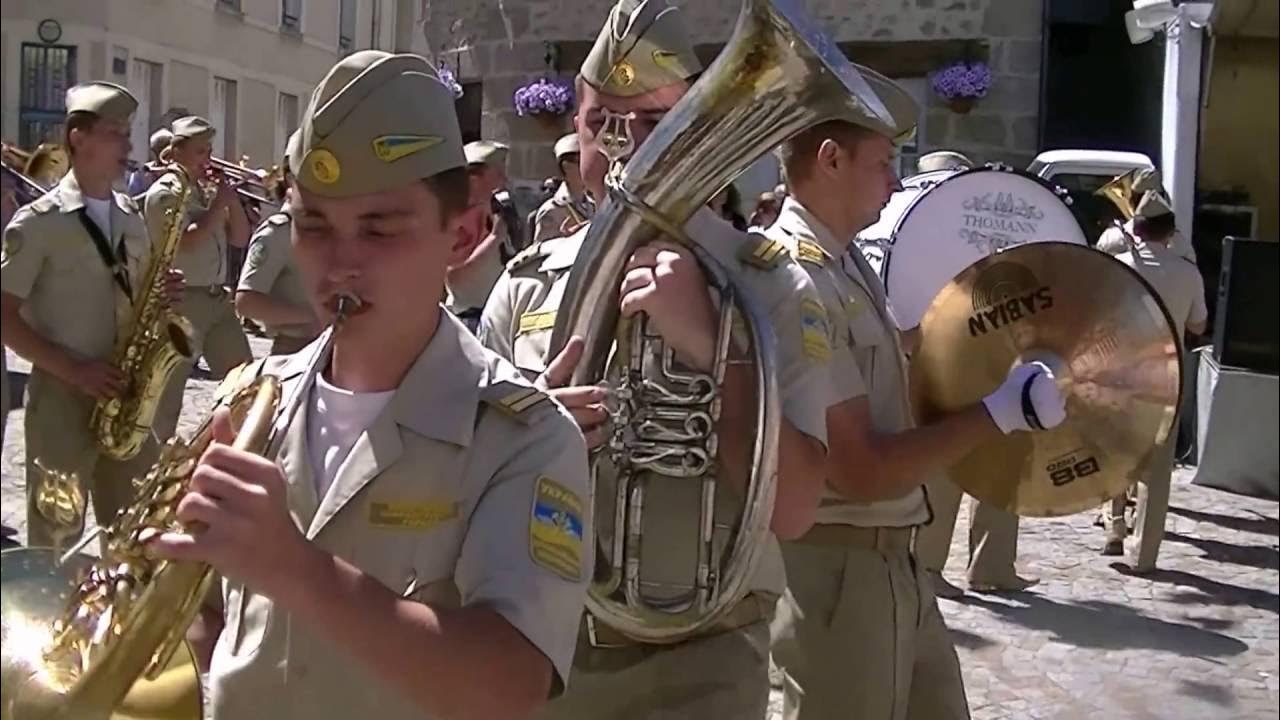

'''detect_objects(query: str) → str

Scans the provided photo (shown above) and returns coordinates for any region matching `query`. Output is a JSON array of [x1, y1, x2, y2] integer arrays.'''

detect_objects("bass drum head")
[[858, 170, 956, 277], [860, 167, 1087, 330]]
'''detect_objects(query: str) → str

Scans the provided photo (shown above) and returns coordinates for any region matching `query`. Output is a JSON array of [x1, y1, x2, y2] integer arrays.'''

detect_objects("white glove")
[[981, 361, 1067, 435]]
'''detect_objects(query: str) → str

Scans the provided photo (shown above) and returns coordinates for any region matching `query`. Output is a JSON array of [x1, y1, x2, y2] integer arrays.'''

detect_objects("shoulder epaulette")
[[505, 241, 549, 272], [738, 234, 787, 270], [266, 212, 290, 226], [28, 194, 57, 215], [212, 359, 267, 404], [793, 239, 829, 267], [482, 381, 552, 424]]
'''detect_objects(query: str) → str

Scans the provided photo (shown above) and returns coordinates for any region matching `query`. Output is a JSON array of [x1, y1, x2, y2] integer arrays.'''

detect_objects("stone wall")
[[422, 0, 1044, 185]]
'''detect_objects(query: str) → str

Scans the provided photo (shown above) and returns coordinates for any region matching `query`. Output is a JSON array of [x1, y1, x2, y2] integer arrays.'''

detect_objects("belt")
[[793, 523, 918, 553], [584, 592, 775, 649]]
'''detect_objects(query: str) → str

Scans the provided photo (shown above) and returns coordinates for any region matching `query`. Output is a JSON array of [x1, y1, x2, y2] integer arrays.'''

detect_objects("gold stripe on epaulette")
[[795, 240, 828, 267], [498, 386, 550, 415], [740, 237, 785, 270], [517, 310, 557, 335], [506, 241, 546, 272]]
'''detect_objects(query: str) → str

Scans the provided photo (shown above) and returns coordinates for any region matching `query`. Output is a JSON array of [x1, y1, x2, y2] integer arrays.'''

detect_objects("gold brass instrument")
[[90, 167, 197, 462], [1, 298, 357, 720], [2, 143, 68, 192], [1, 160, 48, 207], [547, 0, 898, 642], [208, 157, 279, 206], [1096, 168, 1140, 221], [910, 242, 1182, 516]]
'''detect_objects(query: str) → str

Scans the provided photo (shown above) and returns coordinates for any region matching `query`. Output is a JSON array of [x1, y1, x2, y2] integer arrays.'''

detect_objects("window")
[[339, 0, 358, 54], [276, 92, 299, 161], [129, 59, 164, 163], [19, 43, 77, 147], [211, 77, 238, 159], [281, 0, 302, 32]]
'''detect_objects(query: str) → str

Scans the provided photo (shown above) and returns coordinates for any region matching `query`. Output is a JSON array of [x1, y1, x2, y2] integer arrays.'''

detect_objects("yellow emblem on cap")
[[652, 49, 682, 75], [607, 60, 636, 88], [372, 134, 443, 163], [305, 148, 341, 185]]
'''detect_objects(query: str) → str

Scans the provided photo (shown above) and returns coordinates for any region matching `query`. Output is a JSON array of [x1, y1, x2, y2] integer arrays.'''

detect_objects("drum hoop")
[[879, 164, 1088, 304]]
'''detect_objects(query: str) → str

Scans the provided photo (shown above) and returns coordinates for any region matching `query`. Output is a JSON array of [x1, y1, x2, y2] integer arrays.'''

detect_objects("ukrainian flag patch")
[[801, 298, 832, 361], [530, 476, 584, 581]]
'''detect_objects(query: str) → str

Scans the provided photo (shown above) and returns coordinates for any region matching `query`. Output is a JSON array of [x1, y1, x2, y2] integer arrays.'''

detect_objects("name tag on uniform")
[[530, 476, 584, 581], [517, 310, 557, 335], [369, 500, 459, 530]]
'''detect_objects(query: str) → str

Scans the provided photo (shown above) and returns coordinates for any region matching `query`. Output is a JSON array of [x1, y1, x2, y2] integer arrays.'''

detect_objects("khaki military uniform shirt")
[[1118, 238, 1208, 340], [236, 207, 315, 339], [531, 183, 591, 244], [1, 172, 151, 360], [145, 170, 226, 287], [767, 198, 930, 527], [478, 206, 832, 598], [208, 312, 592, 719], [1097, 220, 1196, 263]]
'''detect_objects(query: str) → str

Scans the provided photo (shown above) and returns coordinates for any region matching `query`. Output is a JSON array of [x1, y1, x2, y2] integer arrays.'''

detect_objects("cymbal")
[[910, 242, 1182, 517], [1, 547, 202, 720]]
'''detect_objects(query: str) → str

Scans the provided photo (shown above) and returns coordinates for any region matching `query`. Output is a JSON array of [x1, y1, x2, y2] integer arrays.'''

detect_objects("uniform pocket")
[[227, 583, 273, 658]]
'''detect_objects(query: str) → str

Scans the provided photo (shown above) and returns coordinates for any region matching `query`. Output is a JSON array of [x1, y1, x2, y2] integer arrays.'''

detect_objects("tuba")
[[548, 0, 898, 643], [90, 167, 197, 461], [2, 301, 356, 720], [1096, 168, 1140, 221]]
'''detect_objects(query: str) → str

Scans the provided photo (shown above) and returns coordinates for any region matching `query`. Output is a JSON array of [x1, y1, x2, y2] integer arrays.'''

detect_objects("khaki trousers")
[[23, 369, 160, 547], [776, 528, 970, 720], [538, 615, 771, 720], [1106, 433, 1176, 572], [916, 476, 1021, 585], [154, 288, 251, 440]]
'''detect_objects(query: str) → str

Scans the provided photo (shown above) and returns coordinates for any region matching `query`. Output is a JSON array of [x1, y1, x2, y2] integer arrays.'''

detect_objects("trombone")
[[207, 157, 280, 206], [2, 159, 48, 206]]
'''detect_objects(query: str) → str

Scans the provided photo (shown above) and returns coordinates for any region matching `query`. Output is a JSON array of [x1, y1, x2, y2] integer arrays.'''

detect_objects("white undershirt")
[[83, 195, 112, 240], [306, 373, 395, 501]]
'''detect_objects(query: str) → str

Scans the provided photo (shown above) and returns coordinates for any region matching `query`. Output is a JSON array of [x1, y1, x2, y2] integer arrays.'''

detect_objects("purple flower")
[[930, 61, 993, 100], [513, 77, 575, 117], [438, 66, 464, 100]]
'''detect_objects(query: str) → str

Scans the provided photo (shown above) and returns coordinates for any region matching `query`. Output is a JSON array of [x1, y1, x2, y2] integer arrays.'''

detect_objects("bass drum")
[[857, 165, 1087, 330]]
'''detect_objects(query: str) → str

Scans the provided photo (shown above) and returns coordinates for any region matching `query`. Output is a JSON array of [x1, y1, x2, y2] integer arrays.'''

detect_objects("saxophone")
[[548, 0, 896, 643], [1, 300, 356, 720], [90, 166, 197, 461]]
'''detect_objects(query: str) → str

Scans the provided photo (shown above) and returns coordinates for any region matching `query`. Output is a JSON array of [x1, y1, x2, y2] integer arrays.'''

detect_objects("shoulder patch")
[[505, 241, 548, 272], [530, 476, 585, 581], [213, 359, 266, 403], [794, 240, 829, 267], [800, 298, 832, 361], [738, 235, 787, 270], [246, 240, 269, 268], [483, 381, 552, 423]]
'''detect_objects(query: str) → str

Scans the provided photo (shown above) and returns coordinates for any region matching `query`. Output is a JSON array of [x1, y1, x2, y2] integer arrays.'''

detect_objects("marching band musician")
[[531, 133, 592, 243], [155, 51, 592, 719], [916, 150, 973, 173], [127, 127, 172, 197], [234, 129, 321, 355], [1095, 168, 1197, 263], [479, 0, 832, 715], [1103, 191, 1207, 570], [0, 82, 183, 546], [766, 75, 1070, 719], [145, 115, 253, 442], [444, 140, 513, 331]]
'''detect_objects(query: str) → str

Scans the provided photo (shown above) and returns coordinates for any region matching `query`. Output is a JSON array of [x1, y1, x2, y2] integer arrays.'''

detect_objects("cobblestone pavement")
[[5, 345, 1278, 719]]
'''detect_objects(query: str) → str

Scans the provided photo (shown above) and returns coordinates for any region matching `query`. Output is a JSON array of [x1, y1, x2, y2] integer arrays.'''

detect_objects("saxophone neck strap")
[[75, 208, 133, 300]]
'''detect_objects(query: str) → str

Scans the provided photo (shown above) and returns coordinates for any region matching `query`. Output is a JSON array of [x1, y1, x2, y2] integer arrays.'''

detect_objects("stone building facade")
[[425, 0, 1044, 191]]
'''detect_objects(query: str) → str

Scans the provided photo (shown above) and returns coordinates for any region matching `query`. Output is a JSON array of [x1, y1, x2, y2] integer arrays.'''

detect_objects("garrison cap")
[[850, 63, 920, 144], [917, 150, 973, 173], [553, 133, 580, 160], [581, 0, 702, 97], [170, 116, 216, 142], [1135, 190, 1173, 219], [65, 82, 137, 123], [464, 140, 509, 168], [1132, 168, 1164, 194], [291, 50, 465, 197]]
